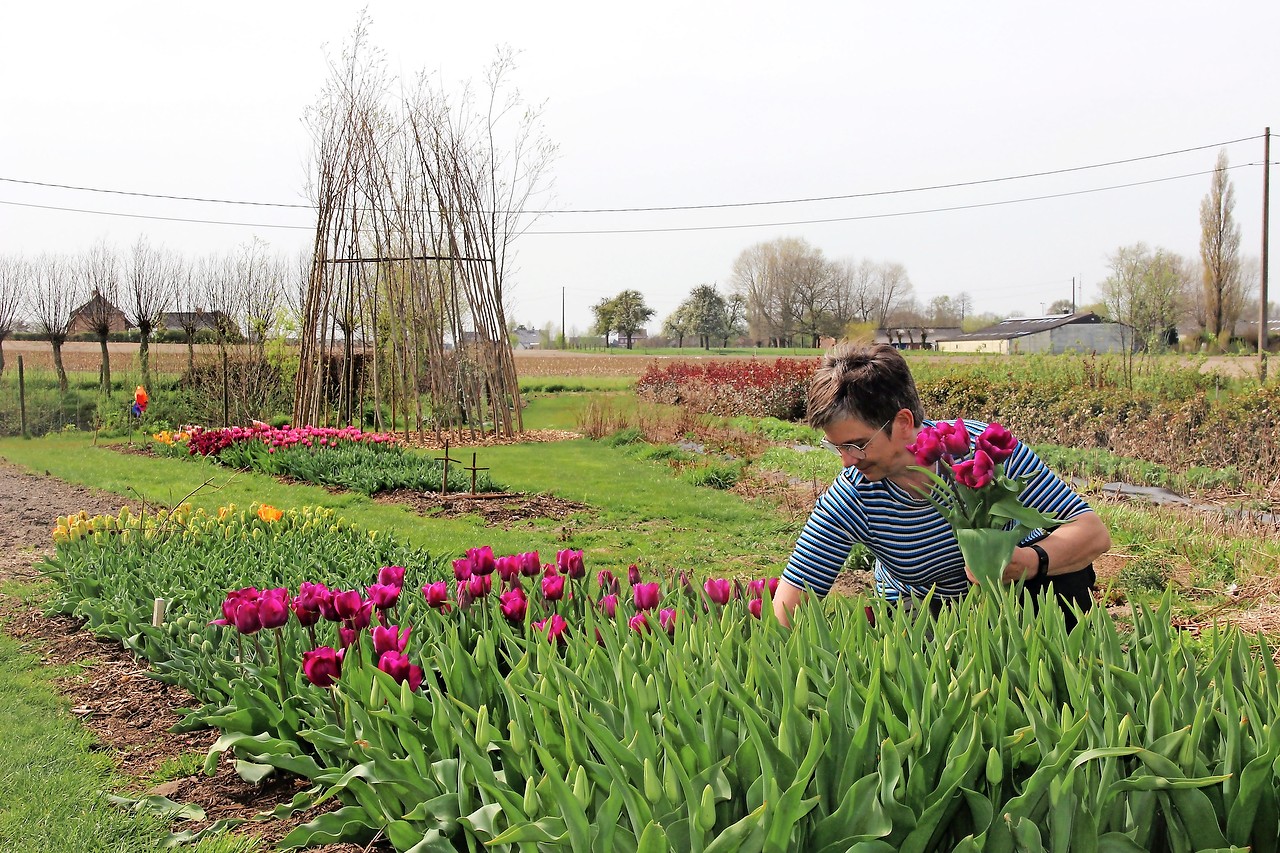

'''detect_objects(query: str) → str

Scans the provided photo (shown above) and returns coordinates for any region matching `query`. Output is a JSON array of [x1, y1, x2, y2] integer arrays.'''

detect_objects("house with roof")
[[68, 292, 132, 335], [937, 312, 1132, 355]]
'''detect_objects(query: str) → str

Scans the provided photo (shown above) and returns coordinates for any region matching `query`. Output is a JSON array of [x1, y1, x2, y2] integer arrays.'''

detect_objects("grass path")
[[0, 615, 169, 851], [0, 432, 794, 576]]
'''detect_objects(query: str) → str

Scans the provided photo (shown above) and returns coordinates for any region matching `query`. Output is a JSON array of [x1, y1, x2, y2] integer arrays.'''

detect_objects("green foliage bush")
[[681, 459, 743, 489]]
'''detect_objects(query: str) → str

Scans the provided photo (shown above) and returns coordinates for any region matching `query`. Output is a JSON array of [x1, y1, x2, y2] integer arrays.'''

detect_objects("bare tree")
[[123, 236, 175, 391], [731, 237, 828, 346], [198, 252, 243, 425], [1100, 243, 1187, 362], [30, 254, 83, 392], [1199, 150, 1245, 342], [169, 252, 205, 377], [0, 255, 30, 375], [74, 240, 121, 396]]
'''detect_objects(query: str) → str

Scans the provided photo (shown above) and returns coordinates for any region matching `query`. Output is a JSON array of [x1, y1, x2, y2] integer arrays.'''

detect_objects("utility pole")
[[1261, 127, 1271, 382], [1071, 276, 1076, 314], [561, 286, 566, 350]]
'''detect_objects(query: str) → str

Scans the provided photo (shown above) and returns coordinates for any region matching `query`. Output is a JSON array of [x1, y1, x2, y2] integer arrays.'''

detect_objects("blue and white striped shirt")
[[784, 420, 1093, 601]]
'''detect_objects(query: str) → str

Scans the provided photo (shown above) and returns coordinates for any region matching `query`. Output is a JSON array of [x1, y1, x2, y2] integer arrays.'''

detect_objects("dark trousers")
[[894, 564, 1096, 630], [1023, 564, 1096, 630]]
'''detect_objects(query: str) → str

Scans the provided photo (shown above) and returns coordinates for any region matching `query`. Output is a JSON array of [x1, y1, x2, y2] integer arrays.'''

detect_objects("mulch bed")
[[374, 489, 589, 527]]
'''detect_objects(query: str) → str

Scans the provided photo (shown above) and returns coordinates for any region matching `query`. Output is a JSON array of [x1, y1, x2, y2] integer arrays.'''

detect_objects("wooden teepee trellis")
[[292, 29, 547, 441]]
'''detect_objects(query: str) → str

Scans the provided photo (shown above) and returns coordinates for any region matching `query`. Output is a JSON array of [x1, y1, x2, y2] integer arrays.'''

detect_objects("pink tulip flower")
[[704, 578, 732, 606], [467, 546, 496, 576], [367, 583, 401, 610], [557, 549, 586, 579], [542, 575, 566, 602], [377, 651, 424, 691], [976, 423, 1017, 464], [633, 582, 661, 611], [953, 449, 996, 490], [377, 565, 406, 587], [499, 588, 527, 623], [534, 613, 569, 645], [422, 581, 450, 609], [906, 427, 946, 467], [936, 419, 971, 457], [372, 624, 411, 656], [598, 593, 618, 618], [258, 588, 291, 630]]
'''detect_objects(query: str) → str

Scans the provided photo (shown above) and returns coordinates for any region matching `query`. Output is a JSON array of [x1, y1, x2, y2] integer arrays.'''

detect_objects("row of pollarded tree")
[[0, 238, 300, 397], [292, 21, 554, 439]]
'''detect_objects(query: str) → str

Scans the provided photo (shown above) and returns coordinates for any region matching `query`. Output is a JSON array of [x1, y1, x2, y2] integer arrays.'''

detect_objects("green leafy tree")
[[594, 289, 654, 349]]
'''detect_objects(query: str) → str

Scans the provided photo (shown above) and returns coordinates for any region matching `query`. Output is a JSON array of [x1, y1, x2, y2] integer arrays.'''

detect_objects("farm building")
[[937, 312, 1131, 355], [67, 292, 132, 335]]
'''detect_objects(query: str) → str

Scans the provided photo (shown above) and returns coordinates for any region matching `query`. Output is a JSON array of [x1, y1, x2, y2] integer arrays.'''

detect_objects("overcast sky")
[[2, 1, 1275, 334]]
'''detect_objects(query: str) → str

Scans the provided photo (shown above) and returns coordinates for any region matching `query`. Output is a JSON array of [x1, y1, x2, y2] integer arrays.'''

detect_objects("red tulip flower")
[[628, 612, 650, 633], [627, 564, 642, 585], [748, 598, 763, 619], [453, 558, 473, 581], [302, 646, 343, 687]]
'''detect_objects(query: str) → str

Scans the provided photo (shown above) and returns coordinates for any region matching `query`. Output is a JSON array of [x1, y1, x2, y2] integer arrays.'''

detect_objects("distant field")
[[4, 339, 1258, 379]]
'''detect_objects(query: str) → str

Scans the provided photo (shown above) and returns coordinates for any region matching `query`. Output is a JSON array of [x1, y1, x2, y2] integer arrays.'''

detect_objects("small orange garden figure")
[[132, 386, 149, 417], [257, 504, 283, 523]]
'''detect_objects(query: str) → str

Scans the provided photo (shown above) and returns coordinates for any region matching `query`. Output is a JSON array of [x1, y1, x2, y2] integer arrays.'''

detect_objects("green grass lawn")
[[0, 429, 794, 578], [0, 594, 169, 852]]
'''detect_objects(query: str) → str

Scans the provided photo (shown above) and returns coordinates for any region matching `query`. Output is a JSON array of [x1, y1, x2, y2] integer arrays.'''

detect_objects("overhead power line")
[[0, 134, 1262, 215], [1, 162, 1271, 236]]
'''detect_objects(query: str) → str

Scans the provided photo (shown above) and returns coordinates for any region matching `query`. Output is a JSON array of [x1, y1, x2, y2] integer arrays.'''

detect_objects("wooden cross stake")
[[463, 452, 490, 495], [435, 440, 461, 496]]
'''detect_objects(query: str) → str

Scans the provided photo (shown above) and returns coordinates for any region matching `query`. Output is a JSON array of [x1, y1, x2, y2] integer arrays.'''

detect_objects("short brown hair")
[[805, 342, 924, 430]]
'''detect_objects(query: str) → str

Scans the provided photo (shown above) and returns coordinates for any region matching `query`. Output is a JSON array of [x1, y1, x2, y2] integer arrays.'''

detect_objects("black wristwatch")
[[1028, 543, 1050, 580]]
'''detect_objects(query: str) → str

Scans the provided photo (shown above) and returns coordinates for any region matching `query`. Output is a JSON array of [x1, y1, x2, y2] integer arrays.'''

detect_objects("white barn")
[[937, 312, 1132, 355]]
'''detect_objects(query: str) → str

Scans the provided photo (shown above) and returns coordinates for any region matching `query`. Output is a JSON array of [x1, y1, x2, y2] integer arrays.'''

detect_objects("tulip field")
[[43, 498, 1280, 852], [149, 423, 499, 496]]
